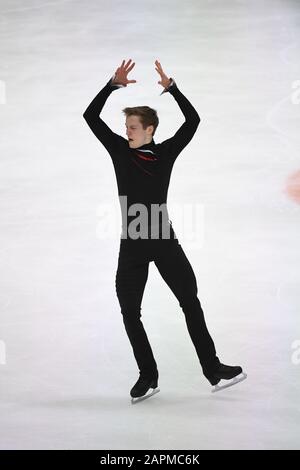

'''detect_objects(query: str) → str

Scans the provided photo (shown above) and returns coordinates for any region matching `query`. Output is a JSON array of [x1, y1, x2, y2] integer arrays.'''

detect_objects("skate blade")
[[131, 387, 160, 404], [211, 372, 247, 393]]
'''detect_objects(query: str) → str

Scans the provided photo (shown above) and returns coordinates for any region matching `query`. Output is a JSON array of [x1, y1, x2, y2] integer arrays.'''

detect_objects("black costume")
[[83, 75, 222, 384]]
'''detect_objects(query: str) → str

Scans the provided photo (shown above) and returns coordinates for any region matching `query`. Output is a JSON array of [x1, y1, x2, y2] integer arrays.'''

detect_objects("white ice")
[[0, 0, 300, 450]]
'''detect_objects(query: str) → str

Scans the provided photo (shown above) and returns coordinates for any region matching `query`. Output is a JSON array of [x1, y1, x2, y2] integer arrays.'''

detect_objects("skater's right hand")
[[155, 60, 172, 89], [112, 59, 137, 87]]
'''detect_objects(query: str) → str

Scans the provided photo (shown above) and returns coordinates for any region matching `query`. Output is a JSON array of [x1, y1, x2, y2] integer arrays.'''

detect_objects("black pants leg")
[[153, 237, 220, 378], [115, 231, 220, 380], [115, 239, 158, 377]]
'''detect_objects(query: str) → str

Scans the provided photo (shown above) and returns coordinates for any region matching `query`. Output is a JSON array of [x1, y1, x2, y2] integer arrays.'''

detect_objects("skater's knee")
[[121, 306, 142, 320], [179, 294, 202, 313]]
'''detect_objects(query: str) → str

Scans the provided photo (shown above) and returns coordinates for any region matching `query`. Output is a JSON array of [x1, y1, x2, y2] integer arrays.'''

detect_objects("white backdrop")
[[0, 0, 299, 450]]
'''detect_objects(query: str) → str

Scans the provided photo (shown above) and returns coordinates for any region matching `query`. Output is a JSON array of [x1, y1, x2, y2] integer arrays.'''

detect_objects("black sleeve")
[[159, 78, 201, 160], [83, 76, 127, 155]]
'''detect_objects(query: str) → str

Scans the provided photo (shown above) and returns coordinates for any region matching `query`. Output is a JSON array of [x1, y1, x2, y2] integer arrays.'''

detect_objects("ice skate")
[[208, 363, 247, 393], [130, 374, 160, 404]]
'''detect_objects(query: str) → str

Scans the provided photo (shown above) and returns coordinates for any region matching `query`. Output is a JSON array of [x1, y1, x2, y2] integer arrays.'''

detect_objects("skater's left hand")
[[155, 60, 172, 89], [113, 59, 137, 87]]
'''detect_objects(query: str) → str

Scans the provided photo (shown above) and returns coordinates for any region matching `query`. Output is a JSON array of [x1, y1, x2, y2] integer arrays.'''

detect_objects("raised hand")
[[155, 60, 171, 89], [112, 59, 137, 86]]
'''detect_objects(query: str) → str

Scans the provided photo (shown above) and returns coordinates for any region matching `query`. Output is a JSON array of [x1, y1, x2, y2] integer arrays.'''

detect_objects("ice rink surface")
[[0, 0, 299, 450]]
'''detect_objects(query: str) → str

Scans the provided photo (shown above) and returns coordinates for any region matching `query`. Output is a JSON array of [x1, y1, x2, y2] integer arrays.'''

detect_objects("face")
[[126, 115, 154, 149]]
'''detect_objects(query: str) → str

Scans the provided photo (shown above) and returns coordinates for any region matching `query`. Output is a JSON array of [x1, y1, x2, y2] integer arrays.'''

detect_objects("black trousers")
[[115, 223, 220, 381]]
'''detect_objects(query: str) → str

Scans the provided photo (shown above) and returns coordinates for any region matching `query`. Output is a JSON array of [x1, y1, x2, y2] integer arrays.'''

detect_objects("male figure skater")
[[83, 59, 246, 403]]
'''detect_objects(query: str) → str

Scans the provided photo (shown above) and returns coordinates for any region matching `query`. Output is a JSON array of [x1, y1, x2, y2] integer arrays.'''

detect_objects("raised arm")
[[83, 59, 137, 154], [155, 60, 201, 159]]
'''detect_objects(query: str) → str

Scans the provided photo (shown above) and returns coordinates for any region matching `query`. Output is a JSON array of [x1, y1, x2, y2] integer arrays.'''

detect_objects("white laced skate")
[[211, 372, 247, 393], [131, 387, 160, 404]]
